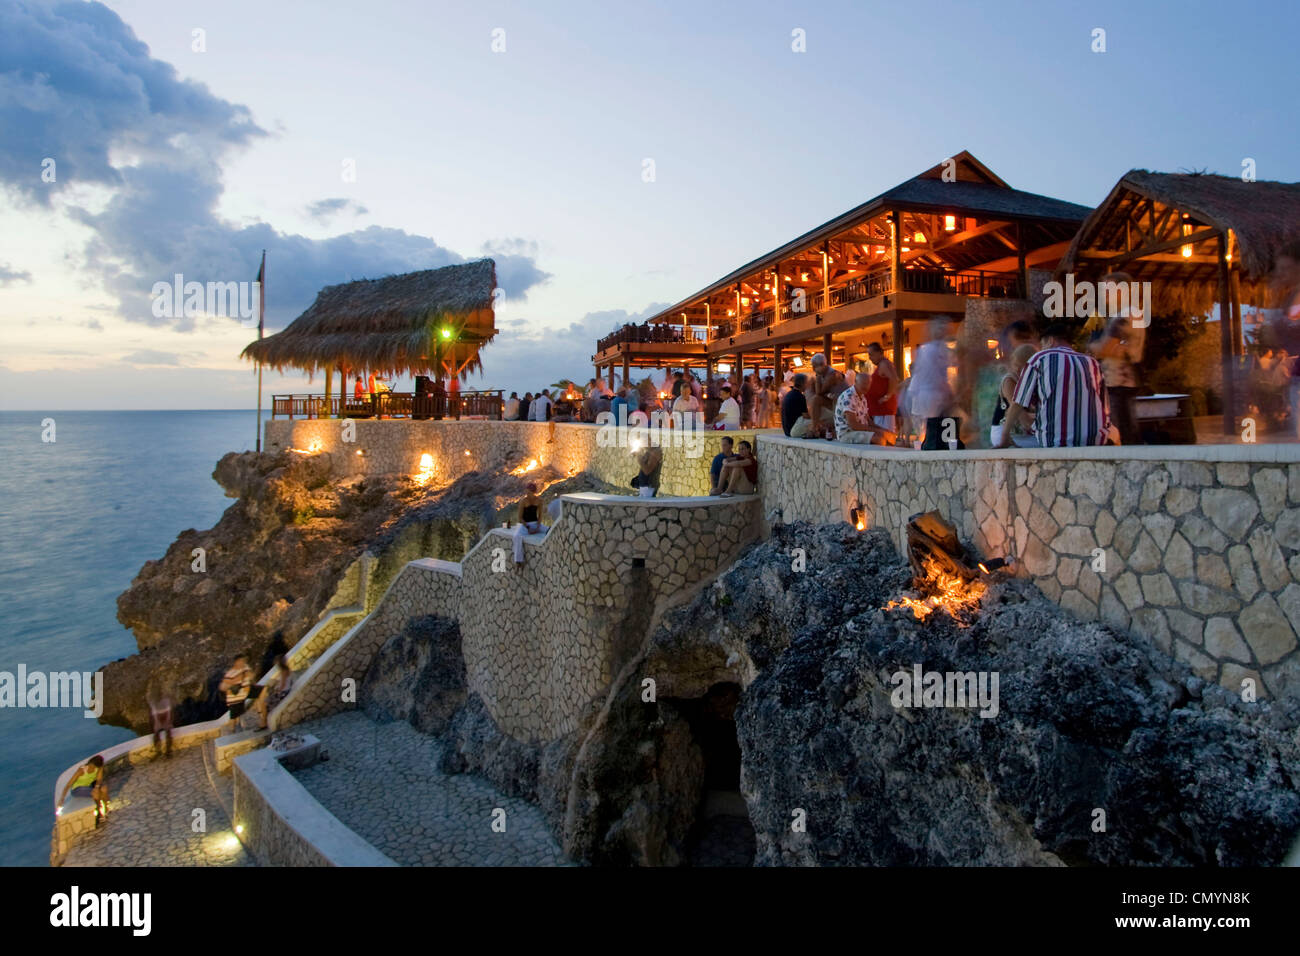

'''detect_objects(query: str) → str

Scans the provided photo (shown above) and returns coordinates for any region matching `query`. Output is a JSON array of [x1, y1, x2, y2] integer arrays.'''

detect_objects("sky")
[[2, 0, 1298, 409]]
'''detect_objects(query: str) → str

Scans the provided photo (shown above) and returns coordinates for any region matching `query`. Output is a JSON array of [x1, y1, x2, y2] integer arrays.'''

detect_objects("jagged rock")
[[361, 614, 465, 735]]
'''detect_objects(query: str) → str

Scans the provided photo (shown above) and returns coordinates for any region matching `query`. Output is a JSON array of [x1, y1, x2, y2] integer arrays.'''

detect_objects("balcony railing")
[[596, 268, 1024, 350], [271, 390, 504, 420]]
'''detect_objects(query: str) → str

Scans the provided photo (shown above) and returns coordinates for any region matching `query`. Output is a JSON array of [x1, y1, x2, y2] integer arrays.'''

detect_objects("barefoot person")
[[59, 754, 109, 828]]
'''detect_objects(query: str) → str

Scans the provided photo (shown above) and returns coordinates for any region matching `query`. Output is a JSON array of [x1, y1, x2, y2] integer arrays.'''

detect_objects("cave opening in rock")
[[674, 681, 755, 866]]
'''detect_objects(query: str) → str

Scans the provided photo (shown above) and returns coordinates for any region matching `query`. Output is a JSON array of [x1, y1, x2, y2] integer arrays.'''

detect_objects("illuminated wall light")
[[944, 215, 957, 231], [800, 272, 809, 281]]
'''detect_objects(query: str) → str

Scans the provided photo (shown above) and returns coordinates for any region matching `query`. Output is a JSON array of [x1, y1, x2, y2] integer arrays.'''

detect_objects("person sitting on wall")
[[781, 372, 816, 438], [835, 371, 896, 445], [709, 436, 737, 494], [714, 384, 741, 430], [713, 439, 757, 497], [504, 392, 520, 421], [808, 353, 847, 437], [630, 445, 663, 497], [512, 482, 545, 564], [255, 654, 293, 731], [59, 754, 110, 828]]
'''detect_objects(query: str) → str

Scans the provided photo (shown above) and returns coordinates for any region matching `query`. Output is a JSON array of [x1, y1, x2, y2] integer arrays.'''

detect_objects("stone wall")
[[265, 419, 769, 497], [231, 747, 396, 866], [273, 559, 463, 729], [758, 435, 1300, 701], [277, 494, 761, 742]]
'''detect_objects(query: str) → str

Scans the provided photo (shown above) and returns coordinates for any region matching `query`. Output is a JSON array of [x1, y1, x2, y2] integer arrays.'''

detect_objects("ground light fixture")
[[850, 504, 866, 531]]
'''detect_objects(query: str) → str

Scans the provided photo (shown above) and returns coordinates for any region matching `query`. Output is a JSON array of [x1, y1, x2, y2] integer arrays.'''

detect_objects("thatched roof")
[[1058, 170, 1300, 313], [243, 259, 497, 378]]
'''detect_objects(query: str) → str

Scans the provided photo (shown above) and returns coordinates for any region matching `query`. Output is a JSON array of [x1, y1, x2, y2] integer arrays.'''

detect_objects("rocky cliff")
[[428, 522, 1300, 866], [105, 445, 621, 734]]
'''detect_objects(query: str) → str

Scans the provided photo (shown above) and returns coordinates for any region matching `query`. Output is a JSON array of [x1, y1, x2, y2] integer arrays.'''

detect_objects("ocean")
[[0, 410, 255, 866]]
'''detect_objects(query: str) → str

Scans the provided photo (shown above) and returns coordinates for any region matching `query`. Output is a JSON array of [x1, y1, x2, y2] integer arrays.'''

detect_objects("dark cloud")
[[305, 197, 369, 221], [0, 262, 33, 284], [82, 318, 104, 331], [120, 349, 181, 366], [0, 2, 548, 331]]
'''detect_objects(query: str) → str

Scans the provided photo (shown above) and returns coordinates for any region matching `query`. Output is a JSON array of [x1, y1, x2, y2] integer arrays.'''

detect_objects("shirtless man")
[[808, 353, 847, 438]]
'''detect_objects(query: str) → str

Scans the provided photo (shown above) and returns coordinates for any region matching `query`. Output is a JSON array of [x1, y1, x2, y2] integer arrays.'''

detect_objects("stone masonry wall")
[[758, 435, 1300, 702], [276, 494, 761, 743], [265, 419, 767, 497]]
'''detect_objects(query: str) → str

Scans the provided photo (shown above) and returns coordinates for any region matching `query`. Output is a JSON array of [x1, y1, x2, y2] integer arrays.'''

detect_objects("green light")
[[440, 327, 452, 339]]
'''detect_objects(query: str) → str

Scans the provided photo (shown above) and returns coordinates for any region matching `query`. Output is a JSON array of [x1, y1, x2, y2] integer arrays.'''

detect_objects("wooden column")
[[892, 314, 904, 376], [736, 352, 744, 389], [773, 344, 783, 380], [1218, 234, 1235, 436], [622, 354, 630, 387], [1016, 221, 1028, 299], [822, 241, 830, 309], [774, 261, 782, 325], [608, 361, 615, 389], [705, 301, 712, 342], [822, 333, 832, 362], [1230, 266, 1244, 358], [890, 210, 902, 295], [323, 363, 332, 419]]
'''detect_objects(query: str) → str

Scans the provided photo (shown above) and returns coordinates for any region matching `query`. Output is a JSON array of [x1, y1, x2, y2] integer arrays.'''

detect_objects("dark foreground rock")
[[361, 614, 466, 735], [433, 521, 1300, 866]]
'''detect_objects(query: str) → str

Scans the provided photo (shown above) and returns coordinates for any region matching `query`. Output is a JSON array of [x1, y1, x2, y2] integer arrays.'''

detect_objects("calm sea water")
[[0, 410, 255, 866]]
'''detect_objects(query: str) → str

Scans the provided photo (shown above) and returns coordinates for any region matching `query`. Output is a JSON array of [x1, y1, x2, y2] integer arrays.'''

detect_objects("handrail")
[[270, 390, 504, 420]]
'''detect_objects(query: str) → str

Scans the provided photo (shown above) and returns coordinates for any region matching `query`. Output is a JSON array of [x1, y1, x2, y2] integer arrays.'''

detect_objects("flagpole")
[[256, 249, 265, 453]]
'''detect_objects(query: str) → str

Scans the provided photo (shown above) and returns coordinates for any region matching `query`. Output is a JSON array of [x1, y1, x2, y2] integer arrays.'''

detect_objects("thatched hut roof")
[[1058, 170, 1300, 313], [243, 259, 497, 378]]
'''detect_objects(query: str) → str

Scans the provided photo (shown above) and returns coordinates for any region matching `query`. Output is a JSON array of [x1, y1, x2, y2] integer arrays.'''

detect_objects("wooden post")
[[822, 333, 832, 362], [774, 261, 782, 325], [705, 301, 711, 342], [608, 361, 615, 389], [822, 241, 830, 309], [736, 352, 744, 390], [1218, 234, 1235, 436], [622, 354, 630, 388], [892, 314, 904, 376], [1230, 266, 1244, 358], [890, 211, 901, 295], [1016, 221, 1028, 299], [323, 363, 332, 420], [773, 344, 783, 380]]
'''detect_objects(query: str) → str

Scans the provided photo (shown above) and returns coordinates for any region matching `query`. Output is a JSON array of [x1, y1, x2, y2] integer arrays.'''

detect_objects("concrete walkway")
[[292, 711, 568, 866], [61, 748, 252, 867]]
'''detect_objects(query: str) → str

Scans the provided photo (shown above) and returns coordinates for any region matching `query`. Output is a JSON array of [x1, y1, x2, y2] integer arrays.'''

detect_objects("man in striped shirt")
[[995, 324, 1110, 448]]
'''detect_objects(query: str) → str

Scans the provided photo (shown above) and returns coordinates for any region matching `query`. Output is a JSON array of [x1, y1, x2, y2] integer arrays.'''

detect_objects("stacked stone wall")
[[758, 435, 1300, 701]]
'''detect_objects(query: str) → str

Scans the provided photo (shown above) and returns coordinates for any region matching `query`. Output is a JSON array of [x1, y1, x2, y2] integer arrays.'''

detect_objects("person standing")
[[1088, 274, 1146, 445], [147, 686, 173, 757], [219, 656, 255, 734], [909, 318, 960, 450], [864, 342, 900, 439], [996, 324, 1110, 447]]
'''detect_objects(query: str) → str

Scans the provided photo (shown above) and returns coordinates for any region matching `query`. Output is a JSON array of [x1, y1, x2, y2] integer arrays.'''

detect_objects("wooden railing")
[[595, 267, 1025, 352], [271, 390, 504, 420]]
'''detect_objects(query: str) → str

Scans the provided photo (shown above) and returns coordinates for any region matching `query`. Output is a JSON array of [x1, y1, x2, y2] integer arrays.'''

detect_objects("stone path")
[[292, 711, 568, 866], [61, 748, 252, 867]]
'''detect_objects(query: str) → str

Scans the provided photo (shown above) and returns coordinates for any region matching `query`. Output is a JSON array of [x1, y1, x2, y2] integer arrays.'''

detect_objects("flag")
[[255, 250, 266, 339]]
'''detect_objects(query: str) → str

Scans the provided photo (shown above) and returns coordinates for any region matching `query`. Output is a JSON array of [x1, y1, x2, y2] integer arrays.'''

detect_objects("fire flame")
[[884, 556, 986, 625], [510, 458, 539, 475], [414, 453, 435, 486]]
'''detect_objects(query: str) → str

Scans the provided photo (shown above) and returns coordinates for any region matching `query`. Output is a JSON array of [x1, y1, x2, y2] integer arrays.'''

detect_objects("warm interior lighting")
[[901, 246, 910, 253], [986, 339, 999, 351], [791, 357, 803, 368], [440, 327, 452, 339], [783, 274, 792, 281], [727, 309, 735, 317], [740, 297, 750, 306], [800, 272, 809, 281], [913, 232, 925, 243], [944, 215, 957, 232]]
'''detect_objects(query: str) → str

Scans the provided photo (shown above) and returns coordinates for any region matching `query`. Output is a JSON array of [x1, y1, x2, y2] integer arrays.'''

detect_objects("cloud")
[[0, 262, 33, 285], [0, 2, 549, 331], [475, 304, 665, 391], [305, 197, 369, 221], [82, 318, 104, 331], [121, 349, 181, 366]]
